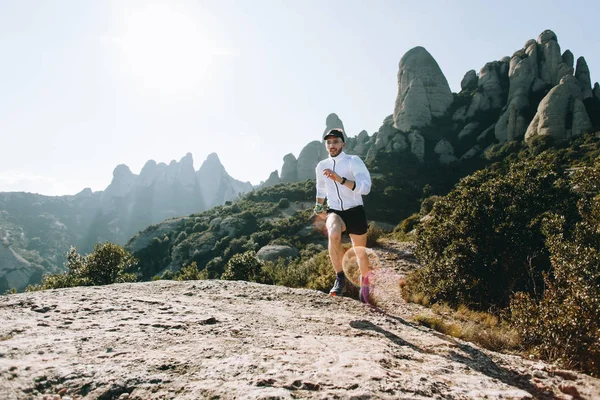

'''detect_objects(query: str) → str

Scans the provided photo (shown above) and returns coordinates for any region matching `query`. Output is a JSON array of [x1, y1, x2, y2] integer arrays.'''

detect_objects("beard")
[[329, 148, 341, 157]]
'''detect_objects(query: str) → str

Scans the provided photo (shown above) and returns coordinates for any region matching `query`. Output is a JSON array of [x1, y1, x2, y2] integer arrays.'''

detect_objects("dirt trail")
[[1, 276, 599, 399]]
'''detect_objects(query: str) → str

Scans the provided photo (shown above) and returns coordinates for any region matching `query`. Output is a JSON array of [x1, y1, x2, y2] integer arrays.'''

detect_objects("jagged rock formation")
[[576, 57, 593, 99], [461, 70, 478, 91], [273, 30, 598, 182], [296, 142, 329, 181], [0, 153, 253, 290], [280, 154, 298, 183], [525, 75, 593, 142], [393, 47, 453, 132], [323, 113, 346, 140], [197, 153, 252, 209], [263, 170, 281, 187]]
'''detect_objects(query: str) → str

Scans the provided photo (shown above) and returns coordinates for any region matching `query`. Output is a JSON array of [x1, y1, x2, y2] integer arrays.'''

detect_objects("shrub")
[[394, 213, 420, 234], [413, 156, 576, 309], [221, 251, 263, 281], [174, 262, 207, 281], [366, 222, 384, 247], [511, 163, 600, 376], [277, 198, 290, 209], [27, 244, 138, 291], [261, 249, 334, 291]]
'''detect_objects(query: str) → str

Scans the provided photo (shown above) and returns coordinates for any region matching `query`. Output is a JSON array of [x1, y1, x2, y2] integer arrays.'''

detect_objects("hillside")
[[2, 277, 600, 399]]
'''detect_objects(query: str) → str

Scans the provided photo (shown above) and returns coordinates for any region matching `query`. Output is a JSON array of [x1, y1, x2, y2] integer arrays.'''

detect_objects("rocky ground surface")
[[1, 243, 600, 399]]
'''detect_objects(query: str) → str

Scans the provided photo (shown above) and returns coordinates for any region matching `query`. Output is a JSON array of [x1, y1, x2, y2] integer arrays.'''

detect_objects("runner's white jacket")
[[315, 151, 371, 211]]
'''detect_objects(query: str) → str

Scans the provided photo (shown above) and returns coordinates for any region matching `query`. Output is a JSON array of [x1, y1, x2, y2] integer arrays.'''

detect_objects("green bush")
[[174, 262, 207, 281], [221, 251, 263, 281], [413, 156, 576, 309], [366, 222, 384, 247], [27, 243, 138, 291], [511, 163, 600, 376], [261, 250, 333, 291], [394, 213, 420, 234], [277, 198, 290, 208]]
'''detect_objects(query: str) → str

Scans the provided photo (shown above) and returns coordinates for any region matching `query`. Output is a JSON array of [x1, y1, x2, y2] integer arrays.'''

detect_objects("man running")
[[314, 128, 372, 302]]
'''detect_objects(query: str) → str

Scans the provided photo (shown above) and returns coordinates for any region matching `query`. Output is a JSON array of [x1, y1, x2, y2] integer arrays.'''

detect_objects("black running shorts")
[[328, 205, 368, 235]]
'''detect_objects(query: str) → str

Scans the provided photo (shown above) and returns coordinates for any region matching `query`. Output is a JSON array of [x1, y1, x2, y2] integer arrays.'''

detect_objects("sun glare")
[[119, 4, 219, 95]]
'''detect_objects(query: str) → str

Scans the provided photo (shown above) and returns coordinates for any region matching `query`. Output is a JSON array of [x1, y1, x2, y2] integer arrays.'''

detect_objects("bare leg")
[[350, 233, 369, 277], [326, 213, 346, 273]]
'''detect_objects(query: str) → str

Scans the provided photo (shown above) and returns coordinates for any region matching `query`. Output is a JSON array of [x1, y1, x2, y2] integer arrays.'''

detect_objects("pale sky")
[[1, 0, 598, 196]]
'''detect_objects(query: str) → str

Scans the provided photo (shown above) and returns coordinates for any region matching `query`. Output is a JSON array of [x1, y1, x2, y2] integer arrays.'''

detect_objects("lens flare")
[[342, 246, 406, 308], [341, 246, 381, 287]]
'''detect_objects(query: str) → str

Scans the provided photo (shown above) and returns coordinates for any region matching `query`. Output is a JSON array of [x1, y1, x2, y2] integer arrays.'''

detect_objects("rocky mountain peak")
[[393, 46, 453, 133]]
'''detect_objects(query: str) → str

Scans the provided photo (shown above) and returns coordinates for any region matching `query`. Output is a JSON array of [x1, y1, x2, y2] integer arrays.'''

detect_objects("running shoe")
[[329, 275, 345, 296], [358, 274, 371, 304]]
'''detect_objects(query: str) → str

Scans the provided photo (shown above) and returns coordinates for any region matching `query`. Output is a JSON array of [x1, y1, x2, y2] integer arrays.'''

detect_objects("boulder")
[[460, 145, 482, 161], [452, 105, 468, 121], [538, 29, 558, 45], [458, 122, 480, 141], [434, 139, 454, 155], [461, 70, 478, 91], [525, 75, 592, 142], [256, 245, 299, 262], [478, 62, 505, 109], [280, 154, 298, 183], [575, 57, 593, 99], [392, 134, 408, 151], [408, 132, 425, 162], [434, 139, 456, 164], [594, 82, 600, 100], [393, 47, 453, 131], [477, 125, 495, 143]]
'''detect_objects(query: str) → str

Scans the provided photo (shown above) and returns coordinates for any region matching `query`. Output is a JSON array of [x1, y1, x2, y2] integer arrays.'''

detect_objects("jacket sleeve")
[[350, 156, 371, 195], [315, 162, 327, 199]]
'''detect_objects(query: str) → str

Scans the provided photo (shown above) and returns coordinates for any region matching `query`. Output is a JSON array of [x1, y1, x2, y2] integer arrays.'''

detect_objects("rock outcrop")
[[323, 113, 346, 141], [525, 75, 593, 142], [297, 142, 328, 181], [256, 245, 299, 262], [263, 171, 281, 188], [280, 154, 298, 183], [197, 153, 252, 209], [3, 280, 600, 399], [461, 70, 478, 91], [575, 57, 593, 99], [494, 30, 586, 143], [393, 47, 453, 132]]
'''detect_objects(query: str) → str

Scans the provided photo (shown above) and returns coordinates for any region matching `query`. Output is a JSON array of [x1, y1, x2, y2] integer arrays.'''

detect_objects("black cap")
[[323, 128, 345, 142]]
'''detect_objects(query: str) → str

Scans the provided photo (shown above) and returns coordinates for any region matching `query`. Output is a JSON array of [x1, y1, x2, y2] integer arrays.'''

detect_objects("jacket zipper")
[[332, 159, 344, 210]]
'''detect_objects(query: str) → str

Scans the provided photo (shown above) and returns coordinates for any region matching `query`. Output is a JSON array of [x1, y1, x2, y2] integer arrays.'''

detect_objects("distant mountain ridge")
[[0, 152, 252, 292]]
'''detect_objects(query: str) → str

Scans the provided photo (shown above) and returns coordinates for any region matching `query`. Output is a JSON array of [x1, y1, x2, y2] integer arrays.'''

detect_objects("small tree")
[[221, 251, 263, 281], [28, 243, 137, 290]]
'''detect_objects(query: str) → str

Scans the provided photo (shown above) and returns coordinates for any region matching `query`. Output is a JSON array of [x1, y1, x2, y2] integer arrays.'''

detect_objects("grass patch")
[[413, 303, 520, 353]]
